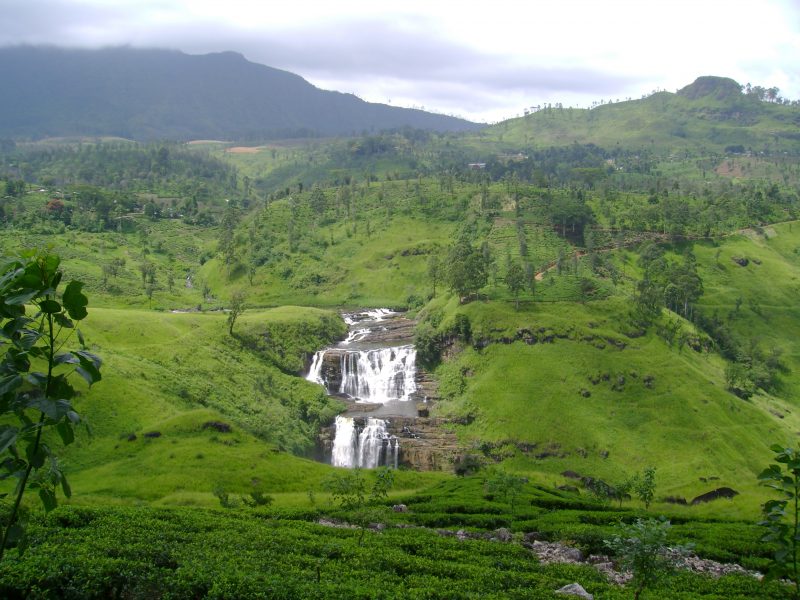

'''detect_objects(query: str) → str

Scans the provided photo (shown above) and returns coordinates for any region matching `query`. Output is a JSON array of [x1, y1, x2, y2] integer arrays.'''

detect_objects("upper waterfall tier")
[[306, 309, 418, 404]]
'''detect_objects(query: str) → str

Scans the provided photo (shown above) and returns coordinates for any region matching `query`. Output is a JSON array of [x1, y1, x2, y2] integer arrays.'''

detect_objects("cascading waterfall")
[[310, 309, 414, 468], [331, 416, 398, 468], [338, 346, 417, 402]]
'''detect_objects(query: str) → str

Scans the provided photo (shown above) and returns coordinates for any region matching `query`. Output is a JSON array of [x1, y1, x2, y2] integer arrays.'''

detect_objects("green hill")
[[482, 76, 800, 155]]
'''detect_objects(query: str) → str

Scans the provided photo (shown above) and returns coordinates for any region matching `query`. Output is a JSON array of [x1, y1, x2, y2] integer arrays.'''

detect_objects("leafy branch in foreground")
[[0, 249, 101, 560], [759, 443, 800, 599]]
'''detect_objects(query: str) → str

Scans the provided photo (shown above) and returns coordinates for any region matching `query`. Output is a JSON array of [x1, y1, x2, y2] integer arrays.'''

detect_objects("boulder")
[[691, 487, 739, 505], [554, 583, 593, 599]]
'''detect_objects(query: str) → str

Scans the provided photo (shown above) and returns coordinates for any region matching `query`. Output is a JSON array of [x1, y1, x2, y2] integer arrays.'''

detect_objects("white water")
[[343, 308, 395, 325], [331, 415, 358, 467], [331, 416, 398, 468], [339, 346, 417, 402], [310, 309, 413, 469]]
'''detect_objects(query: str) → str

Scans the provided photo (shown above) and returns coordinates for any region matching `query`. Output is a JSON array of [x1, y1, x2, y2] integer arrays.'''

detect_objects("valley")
[[1, 64, 800, 597]]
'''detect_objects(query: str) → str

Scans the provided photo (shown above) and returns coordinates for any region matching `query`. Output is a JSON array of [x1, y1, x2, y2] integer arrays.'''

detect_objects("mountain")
[[0, 46, 481, 141], [487, 75, 800, 154]]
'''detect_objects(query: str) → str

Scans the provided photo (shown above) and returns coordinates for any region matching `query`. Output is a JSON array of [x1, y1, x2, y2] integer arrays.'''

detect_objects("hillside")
[[0, 46, 482, 141], [482, 76, 800, 155]]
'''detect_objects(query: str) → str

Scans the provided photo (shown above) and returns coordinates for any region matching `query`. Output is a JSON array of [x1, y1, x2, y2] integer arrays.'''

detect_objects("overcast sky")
[[3, 0, 799, 123]]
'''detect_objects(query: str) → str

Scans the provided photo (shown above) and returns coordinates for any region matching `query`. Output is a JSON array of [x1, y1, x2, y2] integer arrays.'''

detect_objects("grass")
[[0, 476, 791, 598], [35, 305, 354, 506], [424, 293, 792, 517]]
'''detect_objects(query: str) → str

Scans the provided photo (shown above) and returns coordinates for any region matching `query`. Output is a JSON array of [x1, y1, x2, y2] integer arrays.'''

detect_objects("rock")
[[554, 583, 593, 599], [492, 528, 513, 542], [579, 388, 591, 398], [691, 487, 739, 505], [523, 531, 543, 544], [731, 256, 749, 267], [392, 504, 408, 513], [561, 470, 582, 479], [663, 495, 688, 505]]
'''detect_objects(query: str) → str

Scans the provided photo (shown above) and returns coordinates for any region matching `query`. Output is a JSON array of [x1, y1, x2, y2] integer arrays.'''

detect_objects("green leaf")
[[60, 474, 72, 499], [75, 351, 102, 385], [26, 442, 46, 469], [54, 353, 79, 366], [38, 488, 57, 512], [0, 425, 18, 453], [38, 299, 61, 314], [62, 281, 88, 321], [54, 313, 74, 329], [771, 443, 787, 453], [0, 374, 22, 395], [56, 421, 74, 446], [5, 523, 25, 544], [76, 328, 85, 348], [5, 289, 39, 306]]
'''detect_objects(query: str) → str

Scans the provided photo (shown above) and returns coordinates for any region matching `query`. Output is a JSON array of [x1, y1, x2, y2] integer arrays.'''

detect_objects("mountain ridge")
[[0, 45, 482, 141]]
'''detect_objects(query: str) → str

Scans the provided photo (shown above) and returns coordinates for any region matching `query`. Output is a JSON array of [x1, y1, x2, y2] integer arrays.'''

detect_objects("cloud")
[[2, 0, 797, 122]]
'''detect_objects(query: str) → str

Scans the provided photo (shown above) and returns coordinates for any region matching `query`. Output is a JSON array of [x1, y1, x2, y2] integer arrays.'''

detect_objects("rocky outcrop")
[[690, 487, 739, 505]]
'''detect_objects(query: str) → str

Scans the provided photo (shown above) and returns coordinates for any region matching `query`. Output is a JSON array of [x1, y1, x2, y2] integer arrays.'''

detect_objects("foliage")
[[484, 468, 527, 513], [227, 290, 246, 336], [445, 237, 489, 301], [323, 467, 395, 545], [0, 249, 101, 559], [759, 444, 800, 598], [605, 517, 687, 600], [632, 467, 657, 510]]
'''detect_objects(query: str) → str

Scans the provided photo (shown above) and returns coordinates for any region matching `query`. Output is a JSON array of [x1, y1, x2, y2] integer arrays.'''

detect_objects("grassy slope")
[[49, 305, 450, 507], [424, 223, 800, 516]]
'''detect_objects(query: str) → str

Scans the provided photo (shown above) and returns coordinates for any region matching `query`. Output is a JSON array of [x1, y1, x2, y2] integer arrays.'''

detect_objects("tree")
[[759, 444, 800, 598], [484, 468, 526, 513], [446, 238, 488, 301], [427, 254, 442, 297], [309, 184, 327, 216], [227, 290, 246, 336], [323, 467, 394, 545], [219, 199, 240, 277], [605, 518, 686, 600], [0, 250, 101, 560], [633, 466, 657, 509], [505, 260, 526, 310]]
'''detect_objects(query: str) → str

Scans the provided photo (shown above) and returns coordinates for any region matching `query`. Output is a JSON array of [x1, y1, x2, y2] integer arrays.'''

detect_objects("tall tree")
[[446, 237, 488, 301], [505, 260, 526, 310]]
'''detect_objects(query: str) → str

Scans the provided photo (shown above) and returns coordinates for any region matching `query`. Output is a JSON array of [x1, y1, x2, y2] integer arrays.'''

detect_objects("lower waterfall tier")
[[331, 416, 399, 468]]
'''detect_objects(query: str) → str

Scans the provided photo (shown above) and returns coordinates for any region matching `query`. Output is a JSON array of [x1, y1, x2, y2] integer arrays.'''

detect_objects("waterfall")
[[331, 416, 398, 468], [339, 346, 417, 403], [306, 346, 417, 404], [310, 309, 414, 469], [331, 415, 358, 468]]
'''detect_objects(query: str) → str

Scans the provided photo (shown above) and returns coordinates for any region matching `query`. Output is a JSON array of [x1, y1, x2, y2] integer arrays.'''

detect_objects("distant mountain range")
[[0, 46, 482, 141]]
